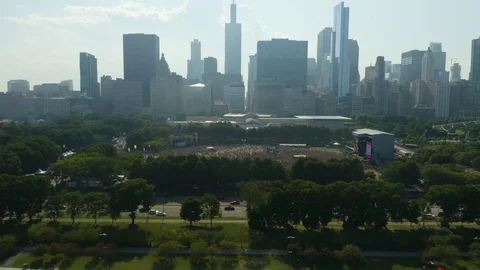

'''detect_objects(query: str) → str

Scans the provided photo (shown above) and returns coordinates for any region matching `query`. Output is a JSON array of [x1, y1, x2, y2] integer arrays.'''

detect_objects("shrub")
[[335, 245, 367, 270], [63, 243, 79, 257], [219, 240, 237, 251], [422, 245, 461, 264], [28, 223, 60, 244], [34, 244, 48, 256], [0, 235, 16, 259], [48, 243, 65, 255], [157, 240, 182, 257], [63, 225, 100, 246]]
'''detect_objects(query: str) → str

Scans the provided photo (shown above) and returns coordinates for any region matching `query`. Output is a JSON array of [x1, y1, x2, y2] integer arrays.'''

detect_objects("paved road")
[[9, 247, 473, 258]]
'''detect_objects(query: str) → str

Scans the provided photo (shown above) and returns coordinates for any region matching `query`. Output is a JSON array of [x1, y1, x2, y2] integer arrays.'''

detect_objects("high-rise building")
[[316, 27, 332, 88], [256, 39, 308, 90], [224, 82, 245, 113], [151, 54, 185, 120], [331, 2, 350, 97], [430, 82, 450, 118], [101, 77, 143, 115], [253, 79, 285, 116], [469, 37, 480, 82], [450, 63, 462, 83], [184, 83, 213, 116], [421, 48, 435, 82], [7, 80, 30, 94], [376, 56, 386, 81], [60, 80, 74, 91], [429, 42, 446, 73], [123, 34, 160, 107], [187, 39, 203, 80], [79, 52, 99, 98], [389, 64, 401, 81], [401, 50, 426, 83], [364, 66, 376, 81], [204, 57, 218, 75], [307, 58, 317, 87], [348, 39, 360, 85], [247, 55, 257, 112], [225, 1, 242, 75]]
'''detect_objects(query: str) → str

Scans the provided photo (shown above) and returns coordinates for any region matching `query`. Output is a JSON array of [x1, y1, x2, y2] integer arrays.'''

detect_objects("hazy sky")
[[1, 0, 479, 91]]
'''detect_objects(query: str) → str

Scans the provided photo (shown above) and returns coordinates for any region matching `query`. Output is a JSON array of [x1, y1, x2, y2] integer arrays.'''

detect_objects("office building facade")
[[401, 50, 425, 83], [204, 57, 218, 75], [7, 80, 30, 94], [316, 27, 332, 88], [225, 2, 242, 75], [123, 34, 160, 107], [348, 39, 360, 85], [247, 55, 257, 112], [331, 2, 350, 97], [450, 63, 461, 82], [224, 82, 245, 113], [421, 49, 435, 82], [80, 52, 99, 98], [187, 39, 203, 80], [256, 39, 308, 90], [470, 37, 480, 82]]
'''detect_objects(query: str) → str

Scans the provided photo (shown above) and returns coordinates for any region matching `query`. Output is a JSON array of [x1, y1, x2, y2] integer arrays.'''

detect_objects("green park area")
[[2, 115, 480, 269]]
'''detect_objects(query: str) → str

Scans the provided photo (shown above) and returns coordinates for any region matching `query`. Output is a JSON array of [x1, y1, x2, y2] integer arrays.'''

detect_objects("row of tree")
[[239, 179, 480, 230], [130, 155, 365, 195], [0, 175, 154, 225]]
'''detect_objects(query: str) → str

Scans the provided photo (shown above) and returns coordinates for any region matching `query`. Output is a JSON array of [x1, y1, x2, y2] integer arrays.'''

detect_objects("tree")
[[201, 194, 221, 228], [414, 198, 431, 227], [84, 192, 110, 225], [0, 235, 16, 260], [189, 239, 209, 268], [109, 178, 155, 225], [23, 176, 52, 221], [64, 192, 84, 224], [382, 160, 421, 186], [180, 197, 203, 227], [426, 185, 462, 227], [44, 193, 65, 221], [335, 245, 367, 270], [422, 245, 461, 264]]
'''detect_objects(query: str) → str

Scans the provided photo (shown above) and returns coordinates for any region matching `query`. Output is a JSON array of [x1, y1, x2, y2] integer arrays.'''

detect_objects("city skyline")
[[0, 0, 479, 89]]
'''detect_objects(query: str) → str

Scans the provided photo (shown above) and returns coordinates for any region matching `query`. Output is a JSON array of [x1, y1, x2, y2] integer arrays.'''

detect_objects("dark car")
[[224, 206, 235, 211], [230, 200, 240, 205]]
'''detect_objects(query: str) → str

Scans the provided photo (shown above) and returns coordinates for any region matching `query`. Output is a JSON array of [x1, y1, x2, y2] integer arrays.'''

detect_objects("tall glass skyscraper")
[[225, 1, 242, 76], [123, 33, 160, 107], [79, 52, 99, 98], [469, 37, 480, 82], [331, 2, 350, 98]]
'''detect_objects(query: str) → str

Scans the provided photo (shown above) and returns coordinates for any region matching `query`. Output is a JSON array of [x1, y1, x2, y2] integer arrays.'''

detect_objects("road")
[[148, 201, 247, 219]]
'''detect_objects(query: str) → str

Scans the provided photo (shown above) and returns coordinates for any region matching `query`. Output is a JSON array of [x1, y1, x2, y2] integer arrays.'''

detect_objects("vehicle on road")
[[224, 206, 235, 211], [156, 211, 167, 217], [148, 209, 158, 215], [230, 200, 240, 205]]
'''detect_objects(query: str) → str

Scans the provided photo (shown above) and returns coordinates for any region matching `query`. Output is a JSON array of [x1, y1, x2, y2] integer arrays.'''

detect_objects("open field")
[[151, 145, 344, 166]]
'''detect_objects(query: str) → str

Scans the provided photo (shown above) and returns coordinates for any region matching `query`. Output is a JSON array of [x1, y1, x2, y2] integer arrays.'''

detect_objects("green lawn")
[[13, 253, 455, 270]]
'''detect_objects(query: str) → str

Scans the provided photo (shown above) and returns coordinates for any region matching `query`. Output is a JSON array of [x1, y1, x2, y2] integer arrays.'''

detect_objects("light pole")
[[286, 236, 296, 270]]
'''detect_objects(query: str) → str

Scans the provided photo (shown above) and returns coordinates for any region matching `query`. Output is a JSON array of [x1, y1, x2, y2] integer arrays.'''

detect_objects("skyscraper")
[[247, 55, 257, 112], [7, 80, 29, 94], [375, 56, 385, 81], [348, 39, 360, 85], [450, 63, 461, 82], [225, 1, 242, 75], [429, 42, 446, 73], [79, 52, 99, 98], [123, 33, 160, 107], [316, 27, 332, 88], [331, 2, 350, 97], [187, 39, 203, 80], [400, 50, 426, 83], [256, 39, 308, 90], [204, 57, 218, 75], [421, 48, 434, 82], [469, 37, 480, 82]]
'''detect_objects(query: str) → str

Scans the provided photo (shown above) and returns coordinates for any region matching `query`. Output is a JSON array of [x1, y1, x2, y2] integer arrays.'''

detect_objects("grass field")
[[10, 253, 441, 270]]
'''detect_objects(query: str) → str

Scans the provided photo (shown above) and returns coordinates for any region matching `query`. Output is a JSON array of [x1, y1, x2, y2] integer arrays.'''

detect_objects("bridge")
[[432, 120, 480, 131]]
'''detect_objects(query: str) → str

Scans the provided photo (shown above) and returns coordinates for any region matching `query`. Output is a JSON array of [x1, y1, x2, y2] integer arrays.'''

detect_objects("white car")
[[148, 209, 158, 215], [156, 212, 167, 217]]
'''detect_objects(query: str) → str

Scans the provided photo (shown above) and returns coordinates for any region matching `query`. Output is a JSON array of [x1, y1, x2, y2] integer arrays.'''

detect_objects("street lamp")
[[286, 236, 296, 270]]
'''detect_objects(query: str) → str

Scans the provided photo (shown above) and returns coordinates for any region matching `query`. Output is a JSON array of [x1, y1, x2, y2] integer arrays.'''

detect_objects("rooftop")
[[353, 128, 394, 136], [294, 116, 352, 121]]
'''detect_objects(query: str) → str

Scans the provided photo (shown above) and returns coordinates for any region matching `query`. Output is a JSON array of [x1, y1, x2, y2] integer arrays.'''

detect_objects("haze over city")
[[1, 0, 479, 88]]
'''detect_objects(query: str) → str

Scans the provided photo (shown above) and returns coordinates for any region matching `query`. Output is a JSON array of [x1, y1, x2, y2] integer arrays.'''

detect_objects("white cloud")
[[4, 0, 190, 27]]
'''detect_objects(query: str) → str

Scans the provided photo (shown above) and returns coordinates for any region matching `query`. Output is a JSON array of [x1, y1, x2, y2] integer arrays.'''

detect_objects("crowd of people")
[[156, 144, 343, 166]]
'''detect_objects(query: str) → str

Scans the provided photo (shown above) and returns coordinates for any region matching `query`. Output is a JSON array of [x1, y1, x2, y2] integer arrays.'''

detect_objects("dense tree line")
[[240, 179, 480, 230], [239, 180, 416, 231], [0, 175, 154, 225], [130, 155, 364, 195]]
